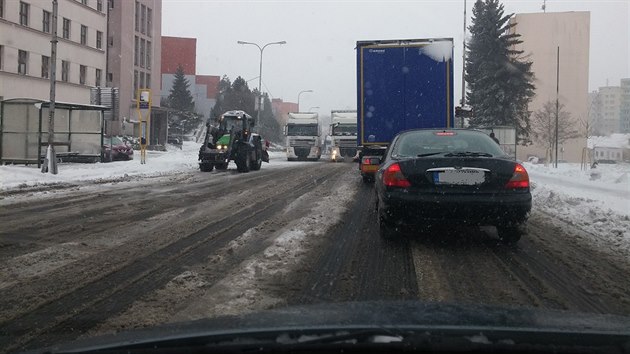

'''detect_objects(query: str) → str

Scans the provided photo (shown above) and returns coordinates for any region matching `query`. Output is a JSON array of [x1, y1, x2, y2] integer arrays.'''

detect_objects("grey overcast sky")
[[162, 0, 629, 116]]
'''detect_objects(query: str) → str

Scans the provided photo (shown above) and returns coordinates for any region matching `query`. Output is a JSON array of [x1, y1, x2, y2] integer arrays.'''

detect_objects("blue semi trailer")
[[357, 38, 455, 182]]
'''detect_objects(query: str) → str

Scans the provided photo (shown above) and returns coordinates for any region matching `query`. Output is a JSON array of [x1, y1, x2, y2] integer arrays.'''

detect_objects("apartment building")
[[161, 36, 219, 120], [0, 0, 107, 103], [510, 12, 590, 162], [107, 0, 162, 137]]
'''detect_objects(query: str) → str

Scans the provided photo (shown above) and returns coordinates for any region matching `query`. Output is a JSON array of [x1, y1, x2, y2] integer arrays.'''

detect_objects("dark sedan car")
[[375, 129, 531, 243]]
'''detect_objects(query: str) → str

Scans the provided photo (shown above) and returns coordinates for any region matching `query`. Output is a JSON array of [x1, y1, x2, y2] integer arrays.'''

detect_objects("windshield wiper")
[[417, 152, 447, 157], [444, 151, 493, 157]]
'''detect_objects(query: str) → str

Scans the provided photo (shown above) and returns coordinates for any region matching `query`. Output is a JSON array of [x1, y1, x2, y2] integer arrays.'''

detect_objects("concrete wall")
[[0, 0, 106, 103], [511, 12, 590, 163]]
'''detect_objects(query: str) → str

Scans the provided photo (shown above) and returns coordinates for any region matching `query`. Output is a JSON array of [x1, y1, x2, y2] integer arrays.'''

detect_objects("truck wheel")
[[235, 147, 251, 173], [200, 163, 214, 172]]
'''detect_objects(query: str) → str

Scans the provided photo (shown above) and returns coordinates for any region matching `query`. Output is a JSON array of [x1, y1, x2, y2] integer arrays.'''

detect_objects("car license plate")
[[434, 169, 485, 185], [362, 164, 379, 173]]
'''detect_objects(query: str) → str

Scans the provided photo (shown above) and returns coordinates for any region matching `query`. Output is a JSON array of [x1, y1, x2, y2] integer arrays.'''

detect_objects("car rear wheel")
[[497, 224, 526, 244], [377, 201, 397, 239]]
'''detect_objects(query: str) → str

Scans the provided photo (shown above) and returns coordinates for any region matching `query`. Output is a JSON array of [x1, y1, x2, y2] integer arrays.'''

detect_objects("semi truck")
[[356, 38, 455, 182], [285, 112, 321, 161], [329, 110, 358, 162]]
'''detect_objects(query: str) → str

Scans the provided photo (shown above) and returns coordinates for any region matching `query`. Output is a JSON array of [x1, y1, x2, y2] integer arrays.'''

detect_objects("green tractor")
[[198, 110, 269, 172]]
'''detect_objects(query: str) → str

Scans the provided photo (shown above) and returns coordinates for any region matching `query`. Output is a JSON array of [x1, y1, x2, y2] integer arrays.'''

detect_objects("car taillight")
[[383, 163, 411, 188], [505, 163, 529, 189]]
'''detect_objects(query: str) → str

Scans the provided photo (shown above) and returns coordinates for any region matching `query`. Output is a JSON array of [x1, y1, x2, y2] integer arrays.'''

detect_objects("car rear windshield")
[[393, 130, 507, 157], [104, 137, 124, 145]]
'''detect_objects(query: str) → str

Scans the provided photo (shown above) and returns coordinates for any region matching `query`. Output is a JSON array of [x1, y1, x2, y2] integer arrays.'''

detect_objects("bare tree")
[[531, 101, 579, 153]]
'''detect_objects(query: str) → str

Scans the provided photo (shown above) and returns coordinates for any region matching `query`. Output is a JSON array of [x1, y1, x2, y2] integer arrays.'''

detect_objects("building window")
[[108, 35, 113, 46], [133, 70, 138, 96], [140, 4, 146, 34], [97, 0, 103, 12], [95, 68, 102, 87], [61, 60, 69, 82], [147, 8, 152, 37], [134, 1, 139, 32], [0, 0, 4, 18], [140, 71, 145, 89], [63, 18, 71, 39], [0, 45, 4, 70], [18, 50, 28, 75], [108, 0, 113, 9], [80, 65, 86, 85], [41, 55, 50, 78], [96, 31, 102, 49], [134, 36, 139, 65], [146, 73, 151, 89], [80, 25, 87, 45], [146, 41, 151, 69], [81, 0, 87, 5], [107, 72, 113, 83], [42, 10, 51, 33], [19, 2, 29, 26], [140, 39, 145, 68]]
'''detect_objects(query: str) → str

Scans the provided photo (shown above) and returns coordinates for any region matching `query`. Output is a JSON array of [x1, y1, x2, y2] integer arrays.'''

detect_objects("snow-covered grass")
[[525, 161, 630, 253]]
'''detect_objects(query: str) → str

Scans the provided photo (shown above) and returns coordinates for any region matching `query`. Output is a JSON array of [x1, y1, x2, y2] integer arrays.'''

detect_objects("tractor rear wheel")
[[251, 145, 263, 171]]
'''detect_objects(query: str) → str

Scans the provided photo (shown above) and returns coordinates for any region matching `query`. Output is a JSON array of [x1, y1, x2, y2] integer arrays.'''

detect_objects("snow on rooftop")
[[587, 134, 630, 149]]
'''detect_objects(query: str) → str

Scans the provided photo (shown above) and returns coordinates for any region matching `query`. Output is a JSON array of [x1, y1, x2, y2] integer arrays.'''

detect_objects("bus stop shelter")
[[0, 98, 109, 166]]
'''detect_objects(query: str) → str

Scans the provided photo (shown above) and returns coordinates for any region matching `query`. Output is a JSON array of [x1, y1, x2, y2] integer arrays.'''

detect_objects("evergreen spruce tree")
[[167, 65, 195, 111], [165, 65, 201, 134], [466, 0, 535, 143]]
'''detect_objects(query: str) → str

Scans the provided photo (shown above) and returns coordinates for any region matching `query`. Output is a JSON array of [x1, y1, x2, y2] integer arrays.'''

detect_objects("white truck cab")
[[329, 110, 358, 162], [285, 112, 321, 161]]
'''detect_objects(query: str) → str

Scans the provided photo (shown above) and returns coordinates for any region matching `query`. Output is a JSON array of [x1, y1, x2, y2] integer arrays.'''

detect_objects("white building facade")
[[0, 0, 107, 103]]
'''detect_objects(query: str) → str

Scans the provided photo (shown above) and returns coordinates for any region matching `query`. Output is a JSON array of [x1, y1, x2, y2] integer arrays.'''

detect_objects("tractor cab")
[[219, 110, 254, 133]]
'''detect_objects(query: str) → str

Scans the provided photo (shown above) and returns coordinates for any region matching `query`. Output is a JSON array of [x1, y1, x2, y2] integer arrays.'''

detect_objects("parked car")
[[103, 136, 134, 161], [375, 129, 532, 243]]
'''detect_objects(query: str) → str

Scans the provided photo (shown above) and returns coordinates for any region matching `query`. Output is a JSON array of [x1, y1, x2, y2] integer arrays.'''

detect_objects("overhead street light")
[[237, 40, 287, 128], [297, 90, 313, 112]]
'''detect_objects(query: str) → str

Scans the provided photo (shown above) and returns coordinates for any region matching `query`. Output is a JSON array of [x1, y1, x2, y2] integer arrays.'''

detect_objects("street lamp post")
[[237, 40, 286, 128], [297, 90, 313, 112]]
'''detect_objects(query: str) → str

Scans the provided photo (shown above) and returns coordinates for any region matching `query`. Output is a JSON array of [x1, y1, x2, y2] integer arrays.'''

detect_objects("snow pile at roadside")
[[0, 144, 305, 191], [0, 142, 200, 191], [525, 162, 630, 253]]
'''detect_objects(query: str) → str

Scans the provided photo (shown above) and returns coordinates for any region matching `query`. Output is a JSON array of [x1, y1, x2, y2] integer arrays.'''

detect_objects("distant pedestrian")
[[489, 132, 500, 145]]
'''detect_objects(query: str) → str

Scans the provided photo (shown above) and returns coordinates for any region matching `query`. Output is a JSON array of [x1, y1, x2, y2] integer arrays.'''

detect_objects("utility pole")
[[461, 0, 467, 106], [43, 0, 59, 174], [554, 46, 560, 168]]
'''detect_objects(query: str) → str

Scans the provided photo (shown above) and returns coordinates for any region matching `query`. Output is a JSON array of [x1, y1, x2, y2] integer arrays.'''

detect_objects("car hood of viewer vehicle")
[[38, 301, 630, 353]]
